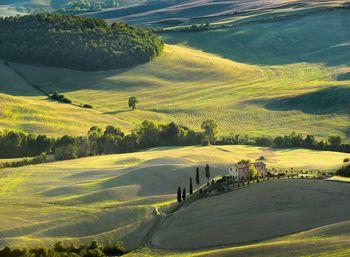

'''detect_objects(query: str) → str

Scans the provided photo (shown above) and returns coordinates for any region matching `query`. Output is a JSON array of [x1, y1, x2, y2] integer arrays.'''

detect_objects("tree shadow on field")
[[103, 109, 130, 115], [248, 86, 350, 115]]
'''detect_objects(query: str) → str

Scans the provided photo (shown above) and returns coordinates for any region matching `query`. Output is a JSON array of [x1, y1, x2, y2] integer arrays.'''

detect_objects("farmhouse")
[[229, 161, 266, 181]]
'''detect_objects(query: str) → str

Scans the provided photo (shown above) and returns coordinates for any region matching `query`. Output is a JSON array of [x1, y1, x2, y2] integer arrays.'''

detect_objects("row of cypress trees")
[[177, 164, 211, 203]]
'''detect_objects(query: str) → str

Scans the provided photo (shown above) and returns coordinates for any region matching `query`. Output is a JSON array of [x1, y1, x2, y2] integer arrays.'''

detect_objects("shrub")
[[344, 158, 350, 163], [0, 152, 47, 169], [83, 104, 93, 109], [103, 243, 128, 256], [85, 249, 105, 257], [49, 93, 72, 104], [54, 145, 77, 161], [336, 164, 350, 177], [201, 138, 210, 146]]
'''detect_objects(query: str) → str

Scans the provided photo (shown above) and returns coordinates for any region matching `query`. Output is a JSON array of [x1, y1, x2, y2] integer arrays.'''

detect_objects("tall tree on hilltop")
[[182, 188, 186, 201], [205, 163, 211, 182], [196, 167, 200, 186], [189, 177, 193, 195], [177, 186, 182, 203], [201, 120, 218, 144], [128, 96, 139, 110]]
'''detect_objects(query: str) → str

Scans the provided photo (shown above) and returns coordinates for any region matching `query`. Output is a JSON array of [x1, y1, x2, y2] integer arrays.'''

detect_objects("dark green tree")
[[205, 163, 211, 182], [182, 188, 186, 201], [177, 186, 182, 203], [201, 120, 218, 144], [128, 96, 139, 110], [189, 177, 193, 195], [195, 167, 200, 186], [328, 135, 342, 148]]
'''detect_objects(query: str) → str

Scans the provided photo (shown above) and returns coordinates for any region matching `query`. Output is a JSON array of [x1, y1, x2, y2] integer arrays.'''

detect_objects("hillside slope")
[[0, 145, 348, 248], [83, 0, 348, 27], [151, 179, 350, 249], [127, 220, 350, 256], [0, 5, 350, 138], [5, 43, 349, 138]]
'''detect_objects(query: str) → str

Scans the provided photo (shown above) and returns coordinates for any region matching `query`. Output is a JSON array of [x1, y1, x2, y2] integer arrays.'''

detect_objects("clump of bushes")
[[336, 164, 350, 177], [83, 104, 93, 109], [49, 92, 72, 104], [0, 153, 47, 169], [344, 158, 350, 163]]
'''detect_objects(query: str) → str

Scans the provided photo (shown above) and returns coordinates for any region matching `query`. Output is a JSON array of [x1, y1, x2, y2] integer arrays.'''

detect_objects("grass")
[[0, 145, 348, 249]]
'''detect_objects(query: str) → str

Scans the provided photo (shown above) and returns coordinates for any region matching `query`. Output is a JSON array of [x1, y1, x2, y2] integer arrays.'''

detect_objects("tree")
[[201, 120, 218, 144], [128, 96, 139, 110], [135, 120, 160, 148], [177, 186, 182, 203], [88, 126, 103, 154], [182, 188, 186, 201], [195, 167, 200, 186], [328, 136, 342, 149], [248, 164, 258, 180], [205, 163, 210, 182], [85, 249, 105, 257], [304, 135, 316, 148], [189, 177, 193, 195]]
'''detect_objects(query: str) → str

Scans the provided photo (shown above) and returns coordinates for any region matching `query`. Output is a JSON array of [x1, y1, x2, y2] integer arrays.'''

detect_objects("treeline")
[[0, 130, 52, 158], [0, 120, 212, 160], [0, 240, 127, 257], [1, 120, 350, 162], [54, 121, 205, 160], [58, 0, 120, 14], [238, 133, 349, 152], [0, 13, 164, 71]]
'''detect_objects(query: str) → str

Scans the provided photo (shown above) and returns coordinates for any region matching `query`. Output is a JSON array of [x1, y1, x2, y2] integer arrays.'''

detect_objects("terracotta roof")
[[233, 161, 265, 169]]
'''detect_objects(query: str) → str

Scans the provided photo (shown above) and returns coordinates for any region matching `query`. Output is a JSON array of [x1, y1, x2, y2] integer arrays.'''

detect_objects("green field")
[[0, 145, 348, 249]]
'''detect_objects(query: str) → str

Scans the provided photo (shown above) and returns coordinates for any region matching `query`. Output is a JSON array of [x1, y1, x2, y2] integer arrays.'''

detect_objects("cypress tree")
[[177, 186, 182, 203], [205, 163, 210, 182], [182, 188, 186, 201], [195, 167, 200, 186], [190, 177, 193, 195]]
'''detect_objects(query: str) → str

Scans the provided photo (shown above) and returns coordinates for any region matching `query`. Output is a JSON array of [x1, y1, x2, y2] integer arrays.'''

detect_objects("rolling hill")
[[127, 220, 350, 256], [3, 42, 349, 138], [83, 0, 348, 28], [1, 1, 350, 256], [0, 145, 348, 249], [0, 4, 349, 139]]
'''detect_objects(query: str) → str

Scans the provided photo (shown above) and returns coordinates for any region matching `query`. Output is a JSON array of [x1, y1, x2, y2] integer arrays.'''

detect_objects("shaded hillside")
[[0, 13, 163, 71], [258, 86, 350, 115], [83, 0, 347, 27], [162, 9, 350, 67]]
